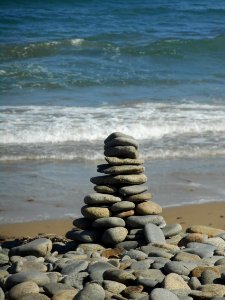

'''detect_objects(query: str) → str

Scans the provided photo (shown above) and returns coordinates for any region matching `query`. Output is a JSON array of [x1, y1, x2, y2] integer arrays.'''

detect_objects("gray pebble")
[[125, 249, 148, 260], [84, 193, 121, 205], [66, 229, 100, 243], [102, 227, 128, 244], [104, 145, 139, 159], [74, 282, 105, 300], [119, 185, 148, 196], [6, 271, 50, 289], [150, 288, 180, 300], [162, 224, 183, 238], [92, 217, 125, 228], [88, 261, 116, 281], [126, 215, 165, 228], [43, 282, 75, 297], [144, 223, 166, 244], [111, 201, 135, 212], [9, 238, 52, 257], [61, 260, 88, 275], [164, 261, 197, 276]]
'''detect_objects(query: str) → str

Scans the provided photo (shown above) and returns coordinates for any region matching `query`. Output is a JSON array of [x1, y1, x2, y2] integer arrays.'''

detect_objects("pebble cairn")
[[68, 132, 167, 247], [1, 133, 225, 300]]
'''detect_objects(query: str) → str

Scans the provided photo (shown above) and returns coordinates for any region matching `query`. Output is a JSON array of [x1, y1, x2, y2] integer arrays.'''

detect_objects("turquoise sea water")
[[0, 1, 225, 222]]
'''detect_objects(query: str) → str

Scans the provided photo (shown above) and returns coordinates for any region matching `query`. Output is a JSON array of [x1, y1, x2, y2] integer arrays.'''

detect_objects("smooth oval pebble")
[[136, 201, 162, 215], [8, 281, 39, 300], [111, 201, 135, 212], [94, 185, 117, 194], [6, 271, 50, 289], [144, 223, 166, 244], [162, 273, 191, 290], [97, 164, 144, 175], [104, 146, 139, 159], [73, 218, 92, 230], [84, 193, 121, 204], [9, 238, 52, 257], [119, 185, 148, 196], [51, 289, 77, 300], [102, 227, 128, 244], [126, 215, 165, 228], [81, 206, 111, 219], [90, 174, 147, 185], [105, 156, 144, 166], [66, 229, 100, 242], [150, 288, 180, 300], [19, 294, 50, 300], [126, 192, 153, 202], [103, 269, 136, 284], [74, 282, 105, 300], [92, 217, 125, 228], [104, 132, 133, 143], [104, 136, 139, 149], [162, 224, 183, 238]]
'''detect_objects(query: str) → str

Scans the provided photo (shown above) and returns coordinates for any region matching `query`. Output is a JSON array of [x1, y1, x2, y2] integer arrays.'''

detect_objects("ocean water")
[[1, 0, 225, 223]]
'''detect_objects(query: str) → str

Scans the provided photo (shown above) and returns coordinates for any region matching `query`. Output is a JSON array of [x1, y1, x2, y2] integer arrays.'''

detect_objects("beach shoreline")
[[1, 201, 224, 241]]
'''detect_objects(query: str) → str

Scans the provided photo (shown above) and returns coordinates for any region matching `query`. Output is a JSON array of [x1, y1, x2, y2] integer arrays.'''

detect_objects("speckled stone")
[[81, 206, 111, 219], [84, 193, 121, 205], [113, 210, 135, 218], [105, 156, 144, 166], [94, 185, 117, 194], [103, 269, 136, 284], [126, 192, 153, 202], [119, 185, 148, 196], [74, 282, 105, 300], [150, 288, 180, 300], [9, 238, 52, 257], [163, 273, 191, 290], [136, 201, 162, 215], [92, 217, 125, 228], [102, 227, 128, 245], [97, 164, 144, 175], [187, 225, 225, 237], [8, 281, 40, 300], [90, 174, 147, 185], [111, 201, 135, 212]]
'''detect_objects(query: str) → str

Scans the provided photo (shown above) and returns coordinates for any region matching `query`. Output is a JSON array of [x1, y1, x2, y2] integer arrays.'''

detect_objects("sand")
[[0, 202, 225, 240]]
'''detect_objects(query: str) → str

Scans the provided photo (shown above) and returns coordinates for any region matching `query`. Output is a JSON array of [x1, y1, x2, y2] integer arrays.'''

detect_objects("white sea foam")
[[1, 102, 225, 161]]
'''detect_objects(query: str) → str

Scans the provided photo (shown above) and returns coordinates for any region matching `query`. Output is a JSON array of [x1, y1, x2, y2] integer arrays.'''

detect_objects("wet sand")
[[0, 202, 224, 240]]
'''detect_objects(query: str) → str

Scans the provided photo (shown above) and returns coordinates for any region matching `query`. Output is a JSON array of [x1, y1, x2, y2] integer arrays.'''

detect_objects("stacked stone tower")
[[67, 132, 167, 247]]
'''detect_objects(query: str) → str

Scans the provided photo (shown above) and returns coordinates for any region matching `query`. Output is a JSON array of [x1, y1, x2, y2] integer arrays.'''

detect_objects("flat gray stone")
[[90, 174, 147, 185], [134, 269, 165, 282], [111, 201, 135, 212], [164, 261, 197, 276], [183, 246, 215, 258], [104, 146, 139, 159], [126, 192, 153, 202], [88, 262, 116, 281], [144, 223, 166, 244], [73, 218, 92, 230], [61, 260, 88, 275], [43, 282, 75, 297], [126, 249, 148, 260], [74, 282, 105, 300], [105, 156, 144, 166], [126, 215, 165, 228], [131, 259, 153, 270], [162, 224, 183, 238], [116, 241, 143, 250], [8, 281, 39, 300], [150, 288, 180, 300], [94, 185, 117, 194], [103, 269, 136, 284], [62, 272, 88, 290], [9, 238, 52, 257], [97, 164, 144, 175], [66, 229, 100, 242], [6, 271, 50, 289], [119, 185, 148, 196], [84, 193, 121, 204], [92, 217, 125, 228], [137, 277, 159, 289], [104, 136, 139, 149], [102, 227, 128, 245]]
